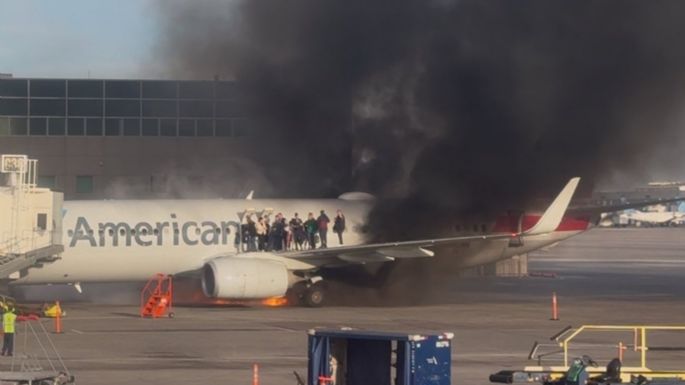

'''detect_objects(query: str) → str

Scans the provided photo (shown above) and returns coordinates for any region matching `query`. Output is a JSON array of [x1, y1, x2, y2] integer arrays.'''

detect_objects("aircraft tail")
[[523, 177, 581, 235]]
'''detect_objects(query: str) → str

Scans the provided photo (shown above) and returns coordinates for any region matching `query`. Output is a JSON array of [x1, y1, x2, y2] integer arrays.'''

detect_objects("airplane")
[[5, 176, 682, 307], [618, 208, 685, 227]]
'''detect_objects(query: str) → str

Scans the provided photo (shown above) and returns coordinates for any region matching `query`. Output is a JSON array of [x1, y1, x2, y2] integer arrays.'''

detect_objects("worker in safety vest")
[[1, 306, 17, 356]]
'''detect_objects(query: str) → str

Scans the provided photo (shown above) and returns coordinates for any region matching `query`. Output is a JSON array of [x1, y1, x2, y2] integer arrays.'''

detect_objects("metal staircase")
[[0, 154, 64, 280]]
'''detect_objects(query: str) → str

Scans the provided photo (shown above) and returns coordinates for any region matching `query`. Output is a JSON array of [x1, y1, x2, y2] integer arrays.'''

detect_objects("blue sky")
[[1, 0, 158, 79]]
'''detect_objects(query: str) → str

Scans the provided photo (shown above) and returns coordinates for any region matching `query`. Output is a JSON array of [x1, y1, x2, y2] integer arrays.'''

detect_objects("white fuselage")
[[14, 198, 585, 284], [17, 199, 372, 283]]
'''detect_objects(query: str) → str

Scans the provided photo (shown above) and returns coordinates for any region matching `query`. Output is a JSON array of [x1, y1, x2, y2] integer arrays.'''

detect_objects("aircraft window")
[[67, 230, 74, 237], [141, 228, 148, 235], [153, 229, 159, 235], [87, 230, 94, 235], [131, 229, 136, 235], [195, 228, 201, 235], [174, 229, 179, 234], [215, 228, 221, 233], [109, 229, 114, 236], [472, 224, 478, 233], [225, 227, 231, 234], [120, 229, 126, 236], [481, 224, 487, 233], [454, 225, 462, 232], [98, 229, 104, 235]]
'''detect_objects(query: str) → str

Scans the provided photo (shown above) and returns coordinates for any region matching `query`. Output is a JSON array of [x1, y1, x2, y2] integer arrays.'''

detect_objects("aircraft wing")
[[279, 177, 580, 267]]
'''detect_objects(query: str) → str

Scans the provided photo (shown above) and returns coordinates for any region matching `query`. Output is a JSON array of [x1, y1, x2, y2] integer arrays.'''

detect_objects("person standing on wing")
[[333, 209, 346, 245], [317, 210, 330, 248]]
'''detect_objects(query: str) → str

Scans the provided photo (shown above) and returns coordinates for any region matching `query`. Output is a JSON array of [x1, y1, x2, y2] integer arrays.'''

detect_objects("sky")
[[1, 0, 157, 79]]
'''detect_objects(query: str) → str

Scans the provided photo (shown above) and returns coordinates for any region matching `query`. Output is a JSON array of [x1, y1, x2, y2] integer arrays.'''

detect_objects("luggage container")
[[307, 328, 453, 385]]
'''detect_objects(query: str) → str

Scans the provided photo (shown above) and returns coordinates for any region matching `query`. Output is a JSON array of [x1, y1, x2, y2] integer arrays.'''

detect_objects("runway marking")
[[70, 329, 84, 334]]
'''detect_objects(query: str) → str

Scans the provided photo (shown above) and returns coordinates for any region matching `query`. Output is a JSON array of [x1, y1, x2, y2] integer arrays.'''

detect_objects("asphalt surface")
[[2, 227, 685, 385]]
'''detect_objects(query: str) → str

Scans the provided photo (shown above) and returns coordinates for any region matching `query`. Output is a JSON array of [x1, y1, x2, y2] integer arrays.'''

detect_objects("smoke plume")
[[155, 0, 685, 241]]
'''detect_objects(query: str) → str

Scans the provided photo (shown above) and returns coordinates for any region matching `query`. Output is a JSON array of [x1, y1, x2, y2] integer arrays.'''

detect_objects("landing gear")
[[303, 282, 326, 307], [286, 279, 326, 307]]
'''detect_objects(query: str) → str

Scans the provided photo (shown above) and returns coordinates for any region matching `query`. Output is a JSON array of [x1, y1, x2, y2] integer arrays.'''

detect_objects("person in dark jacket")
[[271, 214, 285, 251], [304, 213, 318, 249], [246, 216, 257, 251], [317, 210, 330, 248], [333, 209, 346, 245], [289, 213, 305, 250]]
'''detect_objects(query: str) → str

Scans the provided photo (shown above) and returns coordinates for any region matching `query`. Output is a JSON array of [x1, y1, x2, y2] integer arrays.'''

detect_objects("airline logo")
[[69, 214, 240, 248]]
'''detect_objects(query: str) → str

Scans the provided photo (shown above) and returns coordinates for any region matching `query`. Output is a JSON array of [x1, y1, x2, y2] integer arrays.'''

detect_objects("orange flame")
[[261, 296, 288, 307]]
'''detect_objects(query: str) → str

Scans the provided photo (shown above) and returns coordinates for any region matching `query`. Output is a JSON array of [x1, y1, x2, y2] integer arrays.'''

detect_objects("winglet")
[[246, 190, 254, 200], [524, 177, 581, 235]]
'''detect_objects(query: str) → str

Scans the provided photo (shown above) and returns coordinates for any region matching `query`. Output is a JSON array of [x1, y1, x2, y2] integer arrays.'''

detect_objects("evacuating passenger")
[[246, 216, 257, 251], [1, 306, 16, 356], [284, 217, 292, 250], [304, 213, 318, 249], [256, 217, 267, 251], [317, 210, 331, 248], [263, 216, 271, 250], [271, 214, 286, 251], [289, 213, 305, 250], [333, 209, 346, 245], [233, 226, 241, 252]]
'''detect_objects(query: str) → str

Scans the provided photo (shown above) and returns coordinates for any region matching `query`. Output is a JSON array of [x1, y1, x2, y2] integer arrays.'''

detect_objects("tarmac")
[[3, 227, 685, 385]]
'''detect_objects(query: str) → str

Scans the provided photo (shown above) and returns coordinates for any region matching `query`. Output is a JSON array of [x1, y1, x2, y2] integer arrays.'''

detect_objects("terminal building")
[[0, 77, 255, 200]]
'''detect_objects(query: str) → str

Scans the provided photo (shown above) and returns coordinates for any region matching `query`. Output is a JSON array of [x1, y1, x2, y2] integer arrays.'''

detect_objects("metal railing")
[[533, 325, 685, 371]]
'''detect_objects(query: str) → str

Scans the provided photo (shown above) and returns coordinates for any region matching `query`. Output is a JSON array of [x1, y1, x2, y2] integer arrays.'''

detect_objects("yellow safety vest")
[[3, 312, 16, 334]]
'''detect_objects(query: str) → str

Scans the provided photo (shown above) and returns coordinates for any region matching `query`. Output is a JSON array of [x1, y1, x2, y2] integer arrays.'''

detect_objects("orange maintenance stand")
[[140, 274, 174, 318]]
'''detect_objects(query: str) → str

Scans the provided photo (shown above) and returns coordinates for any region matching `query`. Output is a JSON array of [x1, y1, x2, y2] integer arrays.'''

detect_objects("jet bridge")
[[0, 154, 64, 280]]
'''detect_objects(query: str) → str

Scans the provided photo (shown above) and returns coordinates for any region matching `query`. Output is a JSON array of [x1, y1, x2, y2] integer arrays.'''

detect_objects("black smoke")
[[155, 0, 685, 241]]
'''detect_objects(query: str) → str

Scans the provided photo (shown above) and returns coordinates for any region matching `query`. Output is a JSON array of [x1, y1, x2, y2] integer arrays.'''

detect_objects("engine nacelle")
[[201, 257, 289, 299]]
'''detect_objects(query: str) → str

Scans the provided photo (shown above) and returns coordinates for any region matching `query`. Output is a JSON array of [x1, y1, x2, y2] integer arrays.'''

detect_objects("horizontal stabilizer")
[[524, 177, 580, 235]]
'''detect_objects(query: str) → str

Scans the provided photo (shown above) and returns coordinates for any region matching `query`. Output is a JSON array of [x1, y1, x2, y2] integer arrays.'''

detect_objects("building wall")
[[0, 78, 260, 200]]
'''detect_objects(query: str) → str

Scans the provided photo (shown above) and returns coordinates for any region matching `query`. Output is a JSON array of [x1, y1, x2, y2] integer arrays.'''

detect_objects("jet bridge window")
[[37, 213, 47, 231]]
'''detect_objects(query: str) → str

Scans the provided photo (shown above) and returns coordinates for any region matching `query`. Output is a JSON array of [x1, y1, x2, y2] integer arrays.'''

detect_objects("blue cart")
[[307, 329, 453, 385]]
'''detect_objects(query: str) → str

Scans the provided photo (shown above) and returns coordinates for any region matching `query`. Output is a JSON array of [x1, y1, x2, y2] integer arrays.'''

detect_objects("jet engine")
[[201, 257, 289, 299]]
